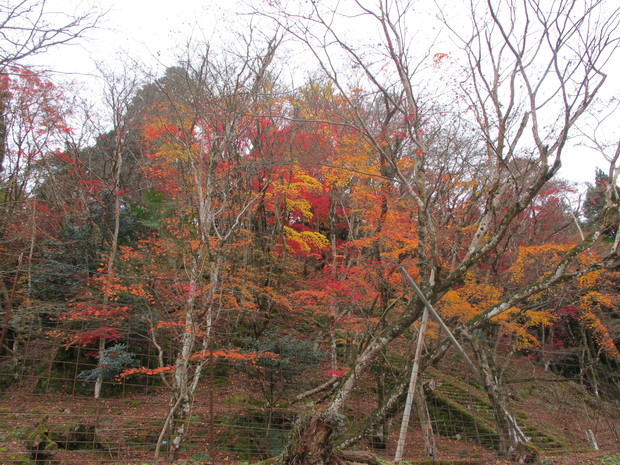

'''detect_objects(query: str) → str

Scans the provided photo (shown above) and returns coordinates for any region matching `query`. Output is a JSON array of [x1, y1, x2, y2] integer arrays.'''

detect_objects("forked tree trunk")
[[281, 358, 387, 465], [167, 300, 198, 457], [154, 376, 194, 460], [153, 256, 200, 460], [158, 335, 213, 460], [155, 254, 221, 460]]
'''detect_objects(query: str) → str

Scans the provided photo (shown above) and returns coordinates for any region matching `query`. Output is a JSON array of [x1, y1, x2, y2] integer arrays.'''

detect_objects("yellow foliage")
[[271, 171, 324, 221], [503, 322, 540, 349], [285, 197, 314, 221], [523, 310, 555, 327], [283, 226, 329, 254], [440, 290, 477, 322], [420, 320, 440, 340], [300, 230, 330, 249], [293, 174, 323, 193]]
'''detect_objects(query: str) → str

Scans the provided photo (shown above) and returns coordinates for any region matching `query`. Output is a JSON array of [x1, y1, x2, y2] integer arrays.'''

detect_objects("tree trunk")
[[281, 280, 425, 463], [155, 252, 220, 460], [169, 389, 192, 456], [581, 326, 600, 397], [414, 383, 436, 459], [371, 359, 388, 450], [93, 337, 106, 399], [154, 257, 199, 460], [0, 84, 8, 172], [94, 122, 124, 399], [474, 341, 538, 463], [395, 307, 429, 461], [166, 302, 197, 458], [283, 414, 345, 465]]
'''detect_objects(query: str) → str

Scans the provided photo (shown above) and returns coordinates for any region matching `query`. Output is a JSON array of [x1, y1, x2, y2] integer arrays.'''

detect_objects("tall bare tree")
[[263, 0, 620, 463]]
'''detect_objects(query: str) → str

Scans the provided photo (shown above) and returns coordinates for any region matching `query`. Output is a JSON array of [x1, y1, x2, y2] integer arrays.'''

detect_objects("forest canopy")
[[1, 0, 619, 464]]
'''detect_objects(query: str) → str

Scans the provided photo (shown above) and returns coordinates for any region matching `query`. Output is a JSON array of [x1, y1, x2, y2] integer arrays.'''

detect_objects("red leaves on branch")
[[68, 327, 122, 347]]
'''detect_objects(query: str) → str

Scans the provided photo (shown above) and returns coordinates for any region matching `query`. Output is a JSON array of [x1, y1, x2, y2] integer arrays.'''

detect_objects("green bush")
[[77, 343, 140, 382]]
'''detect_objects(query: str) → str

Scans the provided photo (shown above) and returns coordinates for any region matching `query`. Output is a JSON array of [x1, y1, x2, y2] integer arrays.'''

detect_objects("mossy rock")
[[27, 417, 58, 463]]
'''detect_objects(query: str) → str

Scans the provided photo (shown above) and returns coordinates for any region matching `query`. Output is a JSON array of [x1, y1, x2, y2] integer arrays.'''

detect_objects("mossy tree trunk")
[[282, 414, 345, 465]]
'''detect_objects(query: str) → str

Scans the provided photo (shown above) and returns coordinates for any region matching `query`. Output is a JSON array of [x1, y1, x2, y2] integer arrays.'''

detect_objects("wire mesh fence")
[[0, 318, 619, 464]]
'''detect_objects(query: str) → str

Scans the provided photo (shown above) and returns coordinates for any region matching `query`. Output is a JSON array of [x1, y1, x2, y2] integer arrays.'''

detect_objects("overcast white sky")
[[31, 0, 240, 76], [24, 0, 618, 187]]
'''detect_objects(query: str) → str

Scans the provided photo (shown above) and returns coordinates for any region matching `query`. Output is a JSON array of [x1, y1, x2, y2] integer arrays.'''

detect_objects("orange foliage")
[[191, 349, 278, 363], [117, 365, 177, 380], [578, 291, 620, 361], [438, 274, 502, 322]]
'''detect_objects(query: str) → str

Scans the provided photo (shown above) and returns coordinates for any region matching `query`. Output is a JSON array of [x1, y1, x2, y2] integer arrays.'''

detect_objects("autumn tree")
[[0, 0, 98, 362], [0, 67, 72, 355], [0, 0, 100, 191], [110, 34, 284, 459]]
